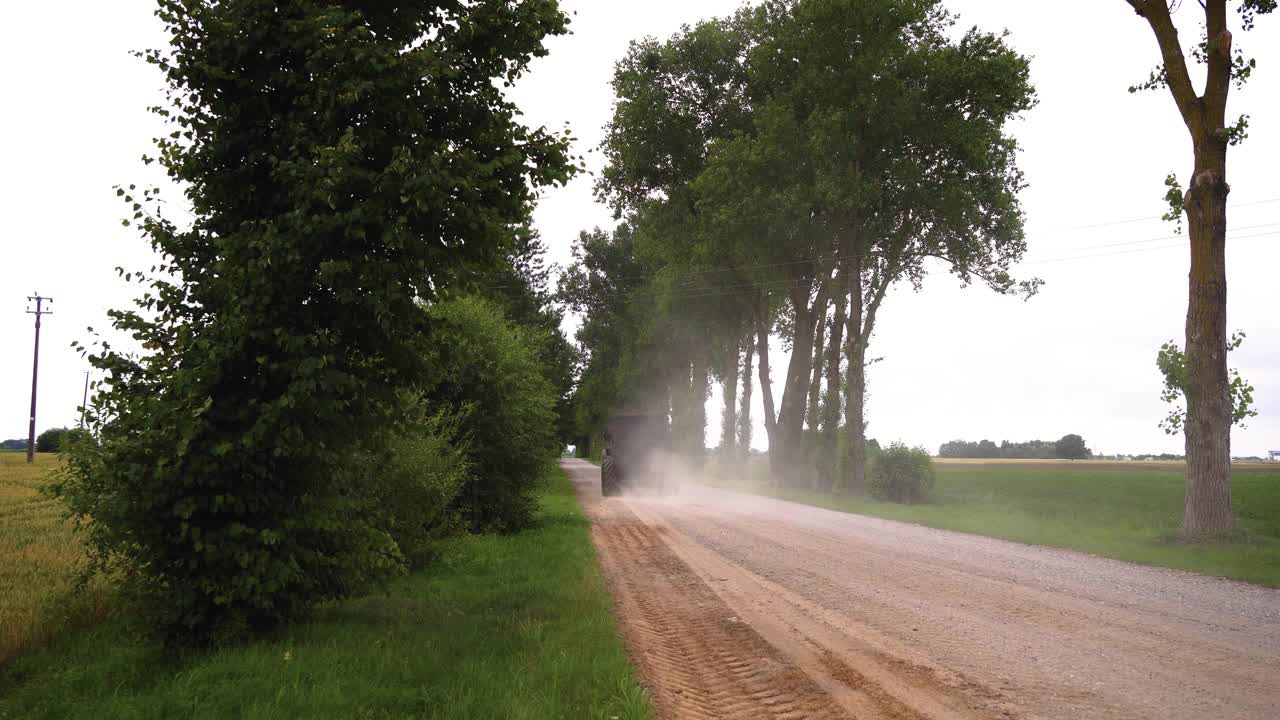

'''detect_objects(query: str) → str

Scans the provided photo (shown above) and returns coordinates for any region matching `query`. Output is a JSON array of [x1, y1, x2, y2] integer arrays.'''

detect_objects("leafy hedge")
[[371, 407, 471, 569], [424, 297, 560, 533]]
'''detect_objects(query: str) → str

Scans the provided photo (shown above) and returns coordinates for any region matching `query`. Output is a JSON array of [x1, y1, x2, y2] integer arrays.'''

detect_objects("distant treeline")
[[939, 435, 1091, 460], [1095, 453, 1271, 462], [0, 439, 27, 452]]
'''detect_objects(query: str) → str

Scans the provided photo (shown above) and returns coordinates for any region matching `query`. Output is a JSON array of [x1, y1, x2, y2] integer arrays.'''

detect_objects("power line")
[[1024, 230, 1277, 265], [542, 214, 1280, 293], [1063, 197, 1280, 230], [571, 231, 1276, 304], [609, 231, 1279, 304], [1060, 221, 1280, 252]]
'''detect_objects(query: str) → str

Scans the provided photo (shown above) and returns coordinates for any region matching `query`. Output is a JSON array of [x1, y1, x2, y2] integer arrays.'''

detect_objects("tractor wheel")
[[601, 455, 620, 497]]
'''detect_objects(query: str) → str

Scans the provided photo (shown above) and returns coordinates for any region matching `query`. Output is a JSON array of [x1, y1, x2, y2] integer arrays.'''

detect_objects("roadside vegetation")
[[0, 467, 649, 720], [2, 10, 644, 720], [49, 0, 581, 651], [707, 457, 1280, 587]]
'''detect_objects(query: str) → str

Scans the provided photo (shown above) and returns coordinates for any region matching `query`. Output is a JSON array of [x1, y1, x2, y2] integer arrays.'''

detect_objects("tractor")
[[600, 411, 675, 496]]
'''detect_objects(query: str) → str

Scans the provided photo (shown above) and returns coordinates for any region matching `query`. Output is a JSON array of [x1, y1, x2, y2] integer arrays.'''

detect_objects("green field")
[[0, 466, 650, 720], [0, 453, 110, 665], [708, 458, 1280, 587]]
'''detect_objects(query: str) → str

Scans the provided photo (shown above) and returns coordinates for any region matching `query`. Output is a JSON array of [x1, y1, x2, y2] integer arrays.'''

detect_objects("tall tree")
[[737, 338, 756, 459], [593, 15, 768, 457], [60, 0, 574, 644], [716, 335, 742, 453], [769, 0, 1036, 492], [1122, 0, 1274, 535], [560, 224, 664, 447], [693, 98, 835, 482], [696, 0, 1037, 489], [818, 266, 848, 490]]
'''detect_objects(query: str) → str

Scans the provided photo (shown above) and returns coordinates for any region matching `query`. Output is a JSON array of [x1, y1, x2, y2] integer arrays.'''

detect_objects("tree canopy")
[[55, 0, 576, 645], [567, 0, 1037, 490]]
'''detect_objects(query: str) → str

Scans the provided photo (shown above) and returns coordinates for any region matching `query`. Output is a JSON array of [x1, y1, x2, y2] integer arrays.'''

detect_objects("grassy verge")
[[0, 453, 110, 665], [0, 466, 649, 720], [708, 458, 1280, 587]]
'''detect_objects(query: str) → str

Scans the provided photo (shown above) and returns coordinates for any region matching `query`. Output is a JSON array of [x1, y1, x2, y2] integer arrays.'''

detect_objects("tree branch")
[[1203, 0, 1232, 128], [860, 258, 900, 346], [1128, 0, 1204, 133]]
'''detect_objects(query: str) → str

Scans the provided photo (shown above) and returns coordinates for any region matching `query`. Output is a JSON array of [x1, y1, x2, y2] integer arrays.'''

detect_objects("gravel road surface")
[[564, 459, 1280, 720]]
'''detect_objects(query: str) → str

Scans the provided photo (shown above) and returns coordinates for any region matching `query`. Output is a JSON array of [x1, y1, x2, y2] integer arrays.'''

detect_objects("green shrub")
[[868, 443, 935, 503], [424, 297, 559, 532], [53, 407, 403, 647], [372, 409, 471, 568]]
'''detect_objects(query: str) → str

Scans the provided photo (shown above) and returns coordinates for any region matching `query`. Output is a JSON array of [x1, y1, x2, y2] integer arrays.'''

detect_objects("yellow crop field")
[[0, 453, 109, 665]]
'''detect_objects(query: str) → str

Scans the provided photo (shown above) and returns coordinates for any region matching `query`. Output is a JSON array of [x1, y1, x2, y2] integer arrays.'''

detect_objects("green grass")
[[0, 466, 650, 720], [709, 458, 1280, 587], [0, 453, 110, 665]]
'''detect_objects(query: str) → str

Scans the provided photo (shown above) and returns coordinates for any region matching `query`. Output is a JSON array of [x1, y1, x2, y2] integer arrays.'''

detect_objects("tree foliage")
[[479, 231, 580, 445], [868, 442, 935, 503], [368, 407, 471, 569], [571, 0, 1037, 490], [422, 297, 560, 533], [1156, 331, 1257, 435], [54, 0, 573, 645], [1053, 434, 1092, 461]]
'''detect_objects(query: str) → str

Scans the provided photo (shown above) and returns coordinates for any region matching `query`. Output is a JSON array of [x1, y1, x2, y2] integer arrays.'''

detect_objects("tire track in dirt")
[[571, 459, 996, 720], [590, 502, 849, 719], [567, 459, 1280, 719], [653, 487, 1280, 720]]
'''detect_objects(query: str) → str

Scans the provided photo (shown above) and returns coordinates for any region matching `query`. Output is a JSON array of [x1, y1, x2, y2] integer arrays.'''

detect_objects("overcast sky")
[[2, 1, 1276, 456]]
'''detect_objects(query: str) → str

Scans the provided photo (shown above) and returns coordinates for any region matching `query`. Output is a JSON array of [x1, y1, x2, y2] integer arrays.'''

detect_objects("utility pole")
[[80, 370, 90, 429], [26, 294, 53, 463]]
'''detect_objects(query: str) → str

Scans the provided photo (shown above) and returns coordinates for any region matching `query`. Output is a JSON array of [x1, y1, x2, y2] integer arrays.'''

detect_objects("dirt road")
[[564, 459, 1280, 720]]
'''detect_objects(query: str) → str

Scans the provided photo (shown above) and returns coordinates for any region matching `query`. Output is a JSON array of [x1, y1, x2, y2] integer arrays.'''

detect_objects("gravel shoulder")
[[564, 459, 1280, 720]]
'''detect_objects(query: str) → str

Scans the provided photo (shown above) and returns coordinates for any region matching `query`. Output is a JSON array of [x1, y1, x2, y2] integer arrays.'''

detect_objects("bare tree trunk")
[[755, 312, 778, 478], [668, 355, 693, 459], [721, 344, 739, 455], [844, 253, 866, 494], [738, 336, 755, 462], [845, 346, 867, 495], [1127, 0, 1235, 534], [819, 263, 848, 492], [1182, 146, 1232, 534], [775, 283, 826, 485], [806, 290, 829, 432], [667, 376, 682, 446], [691, 352, 709, 468]]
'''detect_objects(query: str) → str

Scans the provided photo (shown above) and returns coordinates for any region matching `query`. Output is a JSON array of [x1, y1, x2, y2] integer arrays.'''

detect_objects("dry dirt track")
[[563, 459, 1280, 720]]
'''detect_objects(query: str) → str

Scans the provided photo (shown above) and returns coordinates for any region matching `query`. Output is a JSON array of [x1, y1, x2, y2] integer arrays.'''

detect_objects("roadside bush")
[[372, 408, 471, 568], [424, 296, 559, 532], [53, 410, 403, 647], [868, 443, 935, 503]]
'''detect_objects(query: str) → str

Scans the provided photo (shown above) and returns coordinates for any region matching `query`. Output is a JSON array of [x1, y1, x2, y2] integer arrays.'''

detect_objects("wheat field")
[[0, 453, 109, 664]]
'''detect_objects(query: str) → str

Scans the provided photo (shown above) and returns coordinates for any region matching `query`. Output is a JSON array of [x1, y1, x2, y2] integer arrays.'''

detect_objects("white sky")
[[1, 1, 1276, 457]]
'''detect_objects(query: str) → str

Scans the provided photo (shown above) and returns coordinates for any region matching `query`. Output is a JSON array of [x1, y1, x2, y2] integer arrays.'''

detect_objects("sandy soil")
[[563, 459, 1280, 720]]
